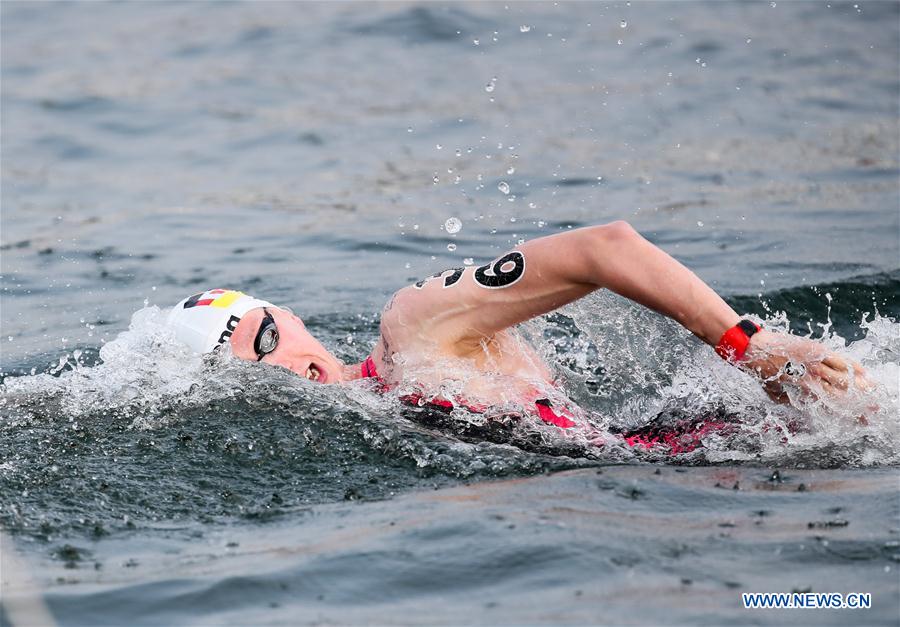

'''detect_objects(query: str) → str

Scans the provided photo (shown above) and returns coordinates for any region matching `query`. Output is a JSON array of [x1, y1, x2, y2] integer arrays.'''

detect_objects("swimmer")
[[167, 222, 872, 431]]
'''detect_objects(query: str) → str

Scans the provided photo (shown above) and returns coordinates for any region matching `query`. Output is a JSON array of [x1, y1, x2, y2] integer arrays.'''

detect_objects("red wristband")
[[715, 320, 761, 362]]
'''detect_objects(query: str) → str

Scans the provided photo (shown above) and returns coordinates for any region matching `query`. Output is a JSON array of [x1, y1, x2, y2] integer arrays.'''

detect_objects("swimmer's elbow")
[[582, 221, 642, 261], [588, 220, 640, 245], [577, 221, 644, 286]]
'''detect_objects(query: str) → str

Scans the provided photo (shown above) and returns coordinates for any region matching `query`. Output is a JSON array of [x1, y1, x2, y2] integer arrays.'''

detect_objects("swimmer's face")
[[229, 307, 343, 383]]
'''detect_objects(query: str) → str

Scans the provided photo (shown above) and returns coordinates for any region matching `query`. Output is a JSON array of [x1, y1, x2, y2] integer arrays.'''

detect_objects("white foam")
[[2, 299, 897, 466]]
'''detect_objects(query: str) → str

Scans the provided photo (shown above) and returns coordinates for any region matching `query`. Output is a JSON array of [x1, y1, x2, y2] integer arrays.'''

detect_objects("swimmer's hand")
[[743, 330, 874, 405]]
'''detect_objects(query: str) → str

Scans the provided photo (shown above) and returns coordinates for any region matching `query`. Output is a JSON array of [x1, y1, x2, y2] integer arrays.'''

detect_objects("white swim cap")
[[166, 289, 275, 354]]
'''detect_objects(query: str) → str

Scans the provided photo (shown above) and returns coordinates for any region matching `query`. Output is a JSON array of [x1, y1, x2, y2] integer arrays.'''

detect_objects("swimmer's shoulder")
[[377, 285, 425, 347]]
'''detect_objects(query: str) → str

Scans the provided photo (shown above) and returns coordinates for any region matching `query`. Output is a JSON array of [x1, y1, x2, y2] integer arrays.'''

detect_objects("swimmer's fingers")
[[817, 377, 837, 395], [821, 352, 849, 372], [795, 374, 833, 398], [797, 361, 874, 402], [820, 352, 870, 380], [744, 333, 875, 404], [840, 357, 875, 392], [809, 362, 847, 391], [818, 354, 875, 392]]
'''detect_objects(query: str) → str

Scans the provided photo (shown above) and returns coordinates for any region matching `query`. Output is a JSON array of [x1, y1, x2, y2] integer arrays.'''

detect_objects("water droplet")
[[620, 20, 627, 28], [404, 262, 411, 269], [507, 166, 515, 175], [455, 149, 461, 157], [746, 38, 752, 43], [617, 39, 623, 45], [520, 25, 531, 33], [517, 238, 525, 245], [537, 220, 545, 227], [447, 243, 457, 252], [509, 216, 517, 223], [529, 202, 537, 209], [770, 1, 776, 6], [498, 181, 510, 194], [413, 224, 419, 230], [473, 38, 480, 45], [436, 144, 443, 150], [485, 82, 495, 93], [463, 257, 474, 265], [697, 221, 704, 227], [444, 217, 462, 234], [407, 127, 413, 133], [433, 175, 440, 184], [7, 336, 12, 342]]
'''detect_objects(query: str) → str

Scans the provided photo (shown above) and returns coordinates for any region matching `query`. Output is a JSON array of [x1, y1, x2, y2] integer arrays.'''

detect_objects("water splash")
[[1, 283, 897, 545], [3, 290, 897, 473], [543, 291, 899, 467], [444, 217, 462, 234]]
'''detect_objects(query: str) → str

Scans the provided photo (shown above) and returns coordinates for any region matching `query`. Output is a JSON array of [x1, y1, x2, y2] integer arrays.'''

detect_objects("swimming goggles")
[[253, 308, 279, 361]]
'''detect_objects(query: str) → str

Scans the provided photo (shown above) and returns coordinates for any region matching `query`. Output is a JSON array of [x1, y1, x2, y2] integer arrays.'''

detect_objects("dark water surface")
[[2, 2, 898, 625]]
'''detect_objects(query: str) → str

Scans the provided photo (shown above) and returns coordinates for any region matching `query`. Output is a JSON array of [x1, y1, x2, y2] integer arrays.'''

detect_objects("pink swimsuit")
[[360, 356, 735, 455], [361, 356, 577, 428]]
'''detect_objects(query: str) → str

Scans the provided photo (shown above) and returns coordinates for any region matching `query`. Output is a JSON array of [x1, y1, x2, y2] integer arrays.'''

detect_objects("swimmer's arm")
[[384, 221, 740, 351], [384, 220, 870, 397]]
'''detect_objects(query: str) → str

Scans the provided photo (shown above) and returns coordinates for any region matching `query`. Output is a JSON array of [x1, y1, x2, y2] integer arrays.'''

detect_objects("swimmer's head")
[[166, 289, 345, 383], [166, 289, 275, 354]]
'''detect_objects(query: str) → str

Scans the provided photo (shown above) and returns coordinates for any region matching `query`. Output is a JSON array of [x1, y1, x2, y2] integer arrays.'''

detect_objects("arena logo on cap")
[[217, 315, 241, 346], [183, 289, 244, 310]]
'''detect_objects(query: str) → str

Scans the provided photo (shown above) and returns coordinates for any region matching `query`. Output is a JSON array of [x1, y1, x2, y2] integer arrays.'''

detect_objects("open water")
[[1, 2, 899, 625]]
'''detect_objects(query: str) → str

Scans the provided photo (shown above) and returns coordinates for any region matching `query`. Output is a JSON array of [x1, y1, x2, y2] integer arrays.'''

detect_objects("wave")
[[727, 269, 900, 341], [1, 275, 897, 541]]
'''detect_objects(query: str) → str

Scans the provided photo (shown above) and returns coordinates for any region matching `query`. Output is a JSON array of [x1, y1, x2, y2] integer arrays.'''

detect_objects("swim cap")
[[166, 289, 274, 354]]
